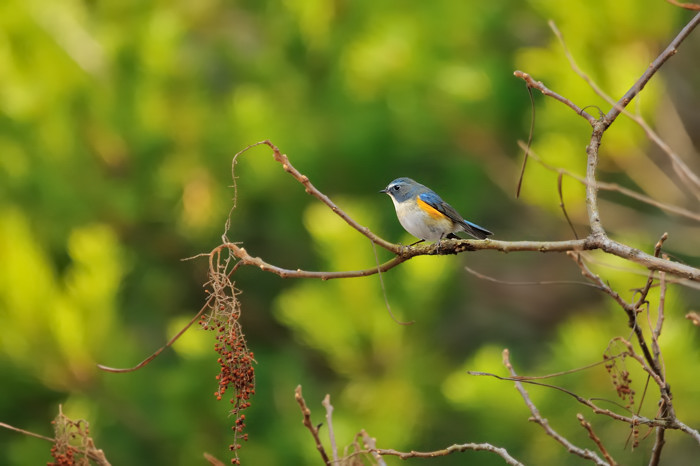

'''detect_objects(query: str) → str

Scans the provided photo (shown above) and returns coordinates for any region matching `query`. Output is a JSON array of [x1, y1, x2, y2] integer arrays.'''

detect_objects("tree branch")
[[577, 413, 617, 466], [513, 70, 597, 125], [367, 443, 524, 465], [294, 385, 331, 466], [215, 235, 700, 282], [601, 13, 700, 125], [501, 349, 608, 466]]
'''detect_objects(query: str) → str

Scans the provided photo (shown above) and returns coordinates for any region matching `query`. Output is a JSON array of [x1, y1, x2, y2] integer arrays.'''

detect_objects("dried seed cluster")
[[202, 272, 255, 464], [603, 353, 636, 409], [48, 409, 90, 466]]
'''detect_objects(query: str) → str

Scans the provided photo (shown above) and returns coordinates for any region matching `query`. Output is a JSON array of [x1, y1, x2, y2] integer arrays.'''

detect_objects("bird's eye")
[[392, 185, 400, 191]]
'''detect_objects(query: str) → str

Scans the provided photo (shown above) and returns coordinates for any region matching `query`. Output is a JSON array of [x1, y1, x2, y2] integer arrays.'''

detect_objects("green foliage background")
[[1, 1, 699, 464]]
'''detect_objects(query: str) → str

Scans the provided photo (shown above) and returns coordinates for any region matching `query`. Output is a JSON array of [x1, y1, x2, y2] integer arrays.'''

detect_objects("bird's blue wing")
[[418, 191, 445, 210], [418, 191, 461, 223], [419, 191, 493, 238]]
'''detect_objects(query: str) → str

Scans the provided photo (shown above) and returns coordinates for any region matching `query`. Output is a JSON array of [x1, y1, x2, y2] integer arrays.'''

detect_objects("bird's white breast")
[[390, 196, 455, 242]]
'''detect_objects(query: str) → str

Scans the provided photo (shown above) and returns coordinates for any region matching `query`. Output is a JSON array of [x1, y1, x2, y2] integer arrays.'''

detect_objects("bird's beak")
[[379, 188, 388, 194]]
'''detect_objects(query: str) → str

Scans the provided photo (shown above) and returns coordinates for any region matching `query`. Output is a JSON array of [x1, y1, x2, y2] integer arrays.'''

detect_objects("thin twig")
[[630, 233, 667, 312], [97, 297, 212, 372], [295, 385, 331, 466], [577, 413, 617, 466], [675, 420, 700, 444], [360, 430, 387, 466], [600, 13, 700, 125], [515, 82, 536, 198], [558, 171, 580, 238], [471, 369, 676, 429], [550, 19, 700, 199], [368, 443, 524, 465], [618, 107, 700, 200], [569, 252, 677, 429], [370, 239, 414, 325], [464, 265, 601, 288], [517, 141, 700, 222], [513, 71, 597, 124], [666, 0, 700, 9], [501, 349, 608, 466], [1, 416, 111, 465], [666, 0, 700, 10], [469, 353, 624, 381], [652, 261, 668, 368], [231, 140, 400, 253], [321, 395, 338, 463], [0, 421, 55, 442], [203, 452, 226, 466]]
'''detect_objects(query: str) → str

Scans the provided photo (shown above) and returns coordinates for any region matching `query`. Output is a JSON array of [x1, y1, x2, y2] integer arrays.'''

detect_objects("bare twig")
[[550, 19, 700, 199], [675, 420, 700, 444], [470, 369, 682, 430], [360, 430, 387, 466], [368, 443, 524, 465], [600, 14, 700, 125], [547, 16, 700, 127], [501, 349, 608, 466], [652, 267, 667, 368], [666, 0, 700, 11], [0, 421, 55, 442], [513, 71, 597, 124], [517, 141, 700, 222], [464, 265, 601, 288], [515, 82, 536, 198], [203, 452, 226, 466], [469, 353, 624, 381], [230, 140, 400, 253], [370, 239, 414, 325], [568, 253, 671, 402], [557, 171, 580, 238], [625, 107, 700, 200], [630, 233, 667, 313], [295, 385, 331, 466], [322, 395, 338, 463], [577, 413, 617, 465], [97, 299, 212, 372]]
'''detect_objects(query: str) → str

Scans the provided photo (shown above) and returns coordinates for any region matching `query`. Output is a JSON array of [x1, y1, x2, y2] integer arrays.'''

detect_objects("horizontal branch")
[[368, 444, 524, 465], [217, 235, 700, 282], [222, 140, 699, 285]]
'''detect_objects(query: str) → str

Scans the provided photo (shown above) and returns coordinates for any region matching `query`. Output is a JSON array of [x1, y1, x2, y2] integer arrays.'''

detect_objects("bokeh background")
[[1, 0, 699, 464]]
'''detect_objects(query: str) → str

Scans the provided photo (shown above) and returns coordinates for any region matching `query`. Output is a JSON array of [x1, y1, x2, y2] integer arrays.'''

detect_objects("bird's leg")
[[435, 235, 444, 254]]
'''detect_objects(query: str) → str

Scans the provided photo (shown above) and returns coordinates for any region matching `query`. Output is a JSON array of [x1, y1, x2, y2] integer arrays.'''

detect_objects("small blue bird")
[[380, 177, 493, 244]]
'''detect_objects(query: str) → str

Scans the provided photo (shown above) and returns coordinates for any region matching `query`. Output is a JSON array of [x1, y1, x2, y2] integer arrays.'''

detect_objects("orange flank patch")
[[416, 196, 447, 220]]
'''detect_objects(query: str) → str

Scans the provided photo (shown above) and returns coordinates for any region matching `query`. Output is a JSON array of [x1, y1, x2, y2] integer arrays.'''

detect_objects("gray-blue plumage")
[[380, 177, 493, 241]]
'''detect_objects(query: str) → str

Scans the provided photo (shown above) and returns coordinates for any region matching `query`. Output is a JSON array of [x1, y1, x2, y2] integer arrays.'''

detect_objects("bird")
[[380, 177, 493, 244]]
